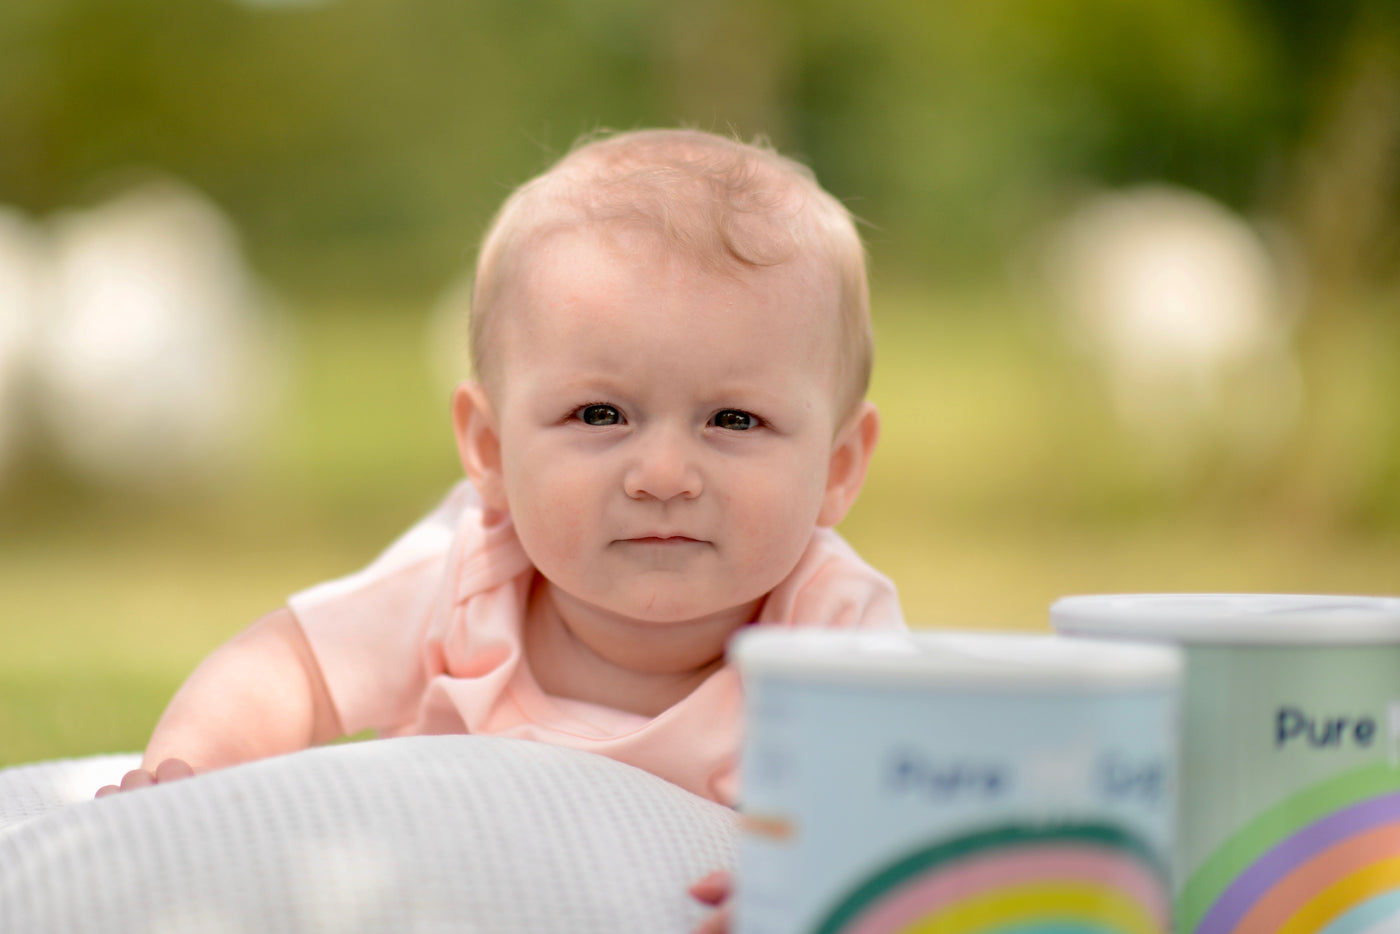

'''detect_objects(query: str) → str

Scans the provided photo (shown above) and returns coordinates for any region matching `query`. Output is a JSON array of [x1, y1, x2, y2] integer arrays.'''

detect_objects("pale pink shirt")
[[289, 481, 905, 805]]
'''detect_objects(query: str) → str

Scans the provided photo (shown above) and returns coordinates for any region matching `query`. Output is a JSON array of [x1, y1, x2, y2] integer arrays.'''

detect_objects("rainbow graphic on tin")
[[810, 823, 1170, 934], [1180, 762, 1400, 934]]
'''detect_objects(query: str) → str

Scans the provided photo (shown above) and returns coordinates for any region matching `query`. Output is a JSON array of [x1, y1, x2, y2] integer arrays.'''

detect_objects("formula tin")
[[1052, 593, 1400, 934], [730, 629, 1181, 934]]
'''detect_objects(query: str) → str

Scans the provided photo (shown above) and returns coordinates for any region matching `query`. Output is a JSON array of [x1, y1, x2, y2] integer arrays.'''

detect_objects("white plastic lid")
[[1051, 594, 1400, 645], [730, 628, 1180, 691]]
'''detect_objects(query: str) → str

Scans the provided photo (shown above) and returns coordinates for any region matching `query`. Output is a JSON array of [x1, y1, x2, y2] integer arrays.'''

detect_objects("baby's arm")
[[97, 607, 343, 796]]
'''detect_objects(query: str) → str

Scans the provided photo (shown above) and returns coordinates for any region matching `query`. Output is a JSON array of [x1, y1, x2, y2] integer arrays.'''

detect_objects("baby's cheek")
[[530, 501, 590, 556], [734, 503, 814, 579], [508, 480, 588, 561]]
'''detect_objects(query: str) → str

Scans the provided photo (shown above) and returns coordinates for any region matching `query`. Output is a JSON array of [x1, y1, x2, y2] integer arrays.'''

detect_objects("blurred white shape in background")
[[0, 209, 48, 481], [28, 178, 278, 488], [1045, 185, 1302, 465]]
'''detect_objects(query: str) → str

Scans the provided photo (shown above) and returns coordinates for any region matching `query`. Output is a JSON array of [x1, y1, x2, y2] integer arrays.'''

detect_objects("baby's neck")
[[522, 575, 754, 718]]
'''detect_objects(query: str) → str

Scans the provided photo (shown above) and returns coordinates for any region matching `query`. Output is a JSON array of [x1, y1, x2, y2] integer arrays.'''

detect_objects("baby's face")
[[484, 228, 848, 630]]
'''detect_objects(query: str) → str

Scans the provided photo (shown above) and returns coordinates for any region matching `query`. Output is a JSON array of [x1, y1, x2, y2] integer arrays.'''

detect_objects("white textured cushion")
[[0, 752, 140, 831], [0, 736, 738, 933]]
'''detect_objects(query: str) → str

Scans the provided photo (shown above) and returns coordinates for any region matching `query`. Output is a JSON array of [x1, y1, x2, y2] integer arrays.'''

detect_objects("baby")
[[98, 127, 906, 927]]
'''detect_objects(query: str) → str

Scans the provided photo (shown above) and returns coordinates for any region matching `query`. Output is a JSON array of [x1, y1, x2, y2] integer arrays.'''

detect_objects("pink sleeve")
[[287, 484, 475, 735]]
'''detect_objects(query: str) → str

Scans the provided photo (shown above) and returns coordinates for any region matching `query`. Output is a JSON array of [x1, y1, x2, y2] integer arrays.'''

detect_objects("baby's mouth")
[[616, 534, 708, 547]]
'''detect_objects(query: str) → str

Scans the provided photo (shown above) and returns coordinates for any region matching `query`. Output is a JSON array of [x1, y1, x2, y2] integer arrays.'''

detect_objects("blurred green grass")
[[2, 286, 1398, 766]]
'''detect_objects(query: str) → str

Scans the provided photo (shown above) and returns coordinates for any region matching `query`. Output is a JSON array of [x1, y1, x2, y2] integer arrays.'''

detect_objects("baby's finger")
[[94, 784, 121, 799], [119, 768, 156, 792], [688, 870, 733, 905], [153, 758, 195, 783]]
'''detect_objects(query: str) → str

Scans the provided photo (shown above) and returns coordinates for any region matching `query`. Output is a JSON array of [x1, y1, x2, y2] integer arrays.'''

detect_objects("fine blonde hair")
[[470, 128, 873, 417]]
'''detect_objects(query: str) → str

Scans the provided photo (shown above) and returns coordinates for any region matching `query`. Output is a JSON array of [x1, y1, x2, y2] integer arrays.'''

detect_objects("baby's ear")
[[452, 382, 509, 520], [817, 401, 880, 528]]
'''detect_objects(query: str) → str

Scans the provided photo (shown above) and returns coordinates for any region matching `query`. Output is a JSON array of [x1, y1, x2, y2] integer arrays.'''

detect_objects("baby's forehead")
[[472, 131, 870, 409], [512, 223, 838, 315], [492, 227, 847, 400]]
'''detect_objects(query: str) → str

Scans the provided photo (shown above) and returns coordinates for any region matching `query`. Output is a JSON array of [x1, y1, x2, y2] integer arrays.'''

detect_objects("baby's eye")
[[576, 404, 622, 426], [711, 409, 759, 431]]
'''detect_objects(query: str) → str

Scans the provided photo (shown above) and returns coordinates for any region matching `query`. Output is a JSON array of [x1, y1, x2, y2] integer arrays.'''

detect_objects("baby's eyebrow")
[[547, 376, 628, 397], [701, 381, 792, 404]]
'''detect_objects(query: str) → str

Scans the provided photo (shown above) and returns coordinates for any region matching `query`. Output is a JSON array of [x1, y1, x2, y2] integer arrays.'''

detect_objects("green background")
[[2, 0, 1398, 765]]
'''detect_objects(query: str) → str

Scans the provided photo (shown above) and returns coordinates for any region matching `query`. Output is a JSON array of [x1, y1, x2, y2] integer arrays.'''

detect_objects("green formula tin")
[[730, 629, 1181, 934], [1052, 593, 1400, 934]]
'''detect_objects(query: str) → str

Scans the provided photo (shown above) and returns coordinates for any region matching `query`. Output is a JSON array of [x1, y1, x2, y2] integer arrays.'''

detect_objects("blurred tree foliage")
[[2, 0, 1395, 301], [1, 0, 1398, 537], [5, 0, 1400, 766]]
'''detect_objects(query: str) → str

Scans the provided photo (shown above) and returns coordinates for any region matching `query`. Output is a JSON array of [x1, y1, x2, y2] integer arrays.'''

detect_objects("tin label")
[[1176, 646, 1400, 934], [734, 678, 1176, 934]]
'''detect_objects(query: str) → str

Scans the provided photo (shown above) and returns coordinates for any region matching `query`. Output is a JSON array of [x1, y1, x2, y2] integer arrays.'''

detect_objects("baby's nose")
[[623, 430, 702, 501]]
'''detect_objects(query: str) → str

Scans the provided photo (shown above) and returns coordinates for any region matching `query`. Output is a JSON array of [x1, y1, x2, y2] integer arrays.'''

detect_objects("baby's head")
[[453, 129, 881, 632], [469, 128, 872, 420]]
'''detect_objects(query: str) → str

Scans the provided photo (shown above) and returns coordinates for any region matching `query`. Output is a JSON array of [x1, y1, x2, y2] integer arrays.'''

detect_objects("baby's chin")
[[592, 591, 766, 631]]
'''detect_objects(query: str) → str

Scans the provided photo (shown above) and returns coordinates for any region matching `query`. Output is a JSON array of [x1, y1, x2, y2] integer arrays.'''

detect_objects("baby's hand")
[[689, 869, 733, 934], [95, 758, 198, 798]]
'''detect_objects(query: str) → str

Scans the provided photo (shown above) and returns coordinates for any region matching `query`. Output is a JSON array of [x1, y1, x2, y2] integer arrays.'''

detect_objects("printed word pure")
[[1275, 706, 1376, 749], [887, 749, 1007, 800]]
